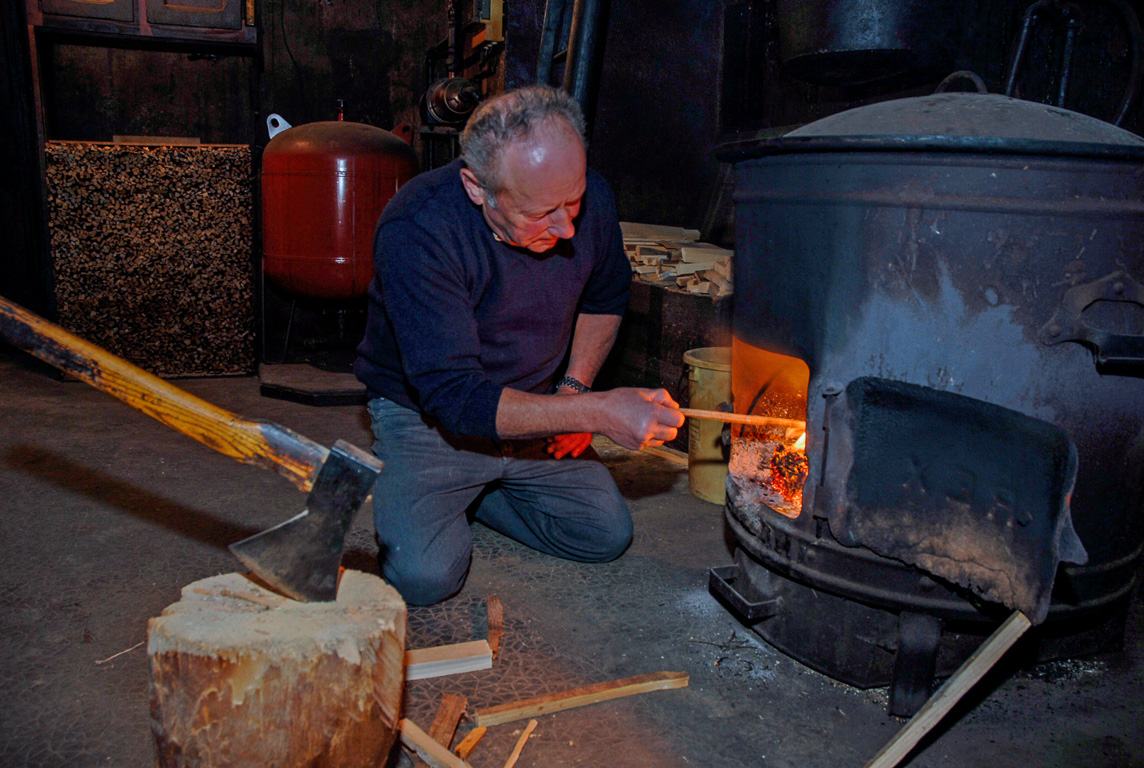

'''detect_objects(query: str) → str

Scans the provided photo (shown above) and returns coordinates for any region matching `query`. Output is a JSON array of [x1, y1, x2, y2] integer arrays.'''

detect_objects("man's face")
[[460, 120, 587, 253]]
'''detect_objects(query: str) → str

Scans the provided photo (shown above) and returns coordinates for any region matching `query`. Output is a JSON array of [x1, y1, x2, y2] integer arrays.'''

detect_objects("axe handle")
[[0, 296, 328, 493]]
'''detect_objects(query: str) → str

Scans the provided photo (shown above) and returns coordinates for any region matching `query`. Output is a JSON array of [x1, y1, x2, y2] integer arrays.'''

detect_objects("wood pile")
[[45, 141, 255, 377], [620, 221, 733, 298]]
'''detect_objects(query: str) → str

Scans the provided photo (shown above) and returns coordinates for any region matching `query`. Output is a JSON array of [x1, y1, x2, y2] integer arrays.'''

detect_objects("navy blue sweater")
[[354, 158, 631, 439]]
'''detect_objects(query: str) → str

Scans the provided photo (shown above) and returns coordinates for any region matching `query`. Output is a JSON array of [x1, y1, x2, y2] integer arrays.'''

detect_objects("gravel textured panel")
[[45, 142, 255, 376]]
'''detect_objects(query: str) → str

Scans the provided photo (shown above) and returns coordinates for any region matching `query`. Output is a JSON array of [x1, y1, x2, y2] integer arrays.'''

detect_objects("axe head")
[[229, 439, 382, 602]]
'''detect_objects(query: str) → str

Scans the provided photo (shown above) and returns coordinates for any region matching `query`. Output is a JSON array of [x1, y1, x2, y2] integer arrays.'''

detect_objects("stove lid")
[[718, 93, 1144, 162]]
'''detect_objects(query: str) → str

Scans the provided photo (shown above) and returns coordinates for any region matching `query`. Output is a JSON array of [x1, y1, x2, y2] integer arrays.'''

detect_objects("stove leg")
[[889, 612, 942, 716]]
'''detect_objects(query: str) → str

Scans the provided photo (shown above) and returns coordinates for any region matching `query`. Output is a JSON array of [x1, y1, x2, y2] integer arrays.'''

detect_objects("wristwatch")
[[556, 375, 591, 394]]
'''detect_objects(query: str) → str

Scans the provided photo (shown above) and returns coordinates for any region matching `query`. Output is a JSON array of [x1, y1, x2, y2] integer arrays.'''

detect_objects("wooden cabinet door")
[[39, 0, 135, 23], [145, 0, 242, 29]]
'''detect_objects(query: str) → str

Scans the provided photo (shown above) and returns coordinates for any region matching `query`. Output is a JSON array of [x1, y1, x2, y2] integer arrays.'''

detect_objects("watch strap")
[[556, 375, 591, 393]]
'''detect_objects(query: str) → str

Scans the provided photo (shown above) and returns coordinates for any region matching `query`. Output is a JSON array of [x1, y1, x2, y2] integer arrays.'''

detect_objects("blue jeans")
[[367, 397, 632, 605]]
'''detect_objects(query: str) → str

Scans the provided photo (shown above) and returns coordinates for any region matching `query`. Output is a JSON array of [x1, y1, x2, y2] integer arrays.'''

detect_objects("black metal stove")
[[710, 92, 1144, 715]]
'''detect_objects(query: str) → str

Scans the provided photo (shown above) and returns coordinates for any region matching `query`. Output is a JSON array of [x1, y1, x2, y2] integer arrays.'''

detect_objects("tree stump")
[[147, 570, 406, 768]]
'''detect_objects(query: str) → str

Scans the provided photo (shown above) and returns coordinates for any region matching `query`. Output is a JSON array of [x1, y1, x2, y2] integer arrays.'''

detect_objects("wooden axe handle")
[[0, 296, 328, 493], [677, 408, 806, 430]]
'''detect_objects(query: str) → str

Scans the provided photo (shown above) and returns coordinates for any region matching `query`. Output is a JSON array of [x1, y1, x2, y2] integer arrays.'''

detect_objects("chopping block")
[[147, 570, 406, 768]]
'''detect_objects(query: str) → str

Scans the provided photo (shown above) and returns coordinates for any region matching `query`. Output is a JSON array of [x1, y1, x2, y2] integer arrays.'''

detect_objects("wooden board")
[[680, 244, 732, 263], [865, 611, 1032, 768], [674, 261, 717, 276], [502, 720, 539, 768], [474, 670, 689, 727], [113, 135, 201, 145], [400, 719, 474, 768], [428, 693, 468, 748], [641, 444, 689, 466], [406, 639, 493, 680], [620, 221, 700, 241]]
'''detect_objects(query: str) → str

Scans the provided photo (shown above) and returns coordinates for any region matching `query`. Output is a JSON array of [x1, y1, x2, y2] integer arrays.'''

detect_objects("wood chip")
[[454, 726, 487, 760], [502, 720, 539, 768], [487, 596, 504, 660], [428, 693, 468, 749]]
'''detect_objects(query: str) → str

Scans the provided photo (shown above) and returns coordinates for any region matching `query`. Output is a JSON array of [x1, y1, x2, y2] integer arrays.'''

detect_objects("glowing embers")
[[727, 339, 811, 519], [728, 426, 807, 518]]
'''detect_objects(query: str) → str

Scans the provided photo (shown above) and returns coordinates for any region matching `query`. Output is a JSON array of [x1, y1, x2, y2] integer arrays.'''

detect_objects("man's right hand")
[[596, 388, 685, 450]]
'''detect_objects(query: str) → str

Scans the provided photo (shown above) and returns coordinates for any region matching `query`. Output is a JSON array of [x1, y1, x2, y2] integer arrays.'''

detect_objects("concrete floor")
[[1, 353, 1142, 768]]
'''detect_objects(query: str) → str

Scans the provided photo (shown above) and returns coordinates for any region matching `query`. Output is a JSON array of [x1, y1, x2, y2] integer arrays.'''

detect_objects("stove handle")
[[1040, 270, 1144, 376]]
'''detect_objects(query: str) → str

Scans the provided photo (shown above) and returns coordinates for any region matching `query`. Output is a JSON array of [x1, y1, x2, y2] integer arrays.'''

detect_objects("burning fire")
[[726, 338, 811, 518], [769, 434, 809, 504], [727, 425, 808, 518]]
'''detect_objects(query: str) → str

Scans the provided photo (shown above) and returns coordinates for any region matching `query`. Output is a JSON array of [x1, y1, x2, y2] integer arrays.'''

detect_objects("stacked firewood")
[[620, 222, 733, 298]]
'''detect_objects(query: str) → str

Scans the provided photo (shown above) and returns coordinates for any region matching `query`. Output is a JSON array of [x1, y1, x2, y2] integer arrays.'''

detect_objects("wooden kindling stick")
[[400, 719, 474, 768], [502, 720, 539, 768], [865, 610, 1032, 768], [474, 670, 688, 727], [677, 408, 805, 430]]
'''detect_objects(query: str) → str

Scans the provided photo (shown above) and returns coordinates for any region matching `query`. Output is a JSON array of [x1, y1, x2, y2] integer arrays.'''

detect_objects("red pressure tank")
[[261, 114, 419, 301]]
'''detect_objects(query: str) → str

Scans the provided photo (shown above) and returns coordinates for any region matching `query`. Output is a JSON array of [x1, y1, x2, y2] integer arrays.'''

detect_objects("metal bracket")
[[709, 560, 783, 623], [1040, 270, 1144, 375], [889, 612, 943, 716]]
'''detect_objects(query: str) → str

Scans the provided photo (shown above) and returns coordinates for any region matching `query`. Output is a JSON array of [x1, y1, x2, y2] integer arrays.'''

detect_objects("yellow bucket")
[[683, 347, 732, 504]]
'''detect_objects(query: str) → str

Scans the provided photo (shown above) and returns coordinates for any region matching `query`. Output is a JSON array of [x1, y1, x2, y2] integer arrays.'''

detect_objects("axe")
[[0, 296, 381, 602]]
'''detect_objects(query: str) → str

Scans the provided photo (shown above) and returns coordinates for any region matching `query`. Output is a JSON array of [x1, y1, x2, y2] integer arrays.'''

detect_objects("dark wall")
[[43, 42, 258, 144], [505, 0, 727, 233], [258, 0, 443, 134], [592, 1, 725, 231], [723, 0, 1144, 137], [0, 1, 53, 318], [37, 0, 448, 145]]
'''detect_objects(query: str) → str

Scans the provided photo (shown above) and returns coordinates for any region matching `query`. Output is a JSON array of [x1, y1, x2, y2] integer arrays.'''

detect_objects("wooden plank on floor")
[[474, 670, 689, 727], [406, 640, 493, 681], [865, 611, 1032, 768], [400, 718, 474, 768], [428, 693, 468, 749], [502, 719, 539, 768]]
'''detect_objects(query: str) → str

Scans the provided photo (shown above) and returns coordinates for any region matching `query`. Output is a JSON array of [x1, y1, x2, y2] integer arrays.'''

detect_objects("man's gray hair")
[[461, 85, 587, 202]]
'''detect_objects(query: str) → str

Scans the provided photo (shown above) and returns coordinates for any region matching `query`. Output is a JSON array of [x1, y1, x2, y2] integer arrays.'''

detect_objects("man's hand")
[[598, 388, 685, 451], [547, 431, 593, 459]]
